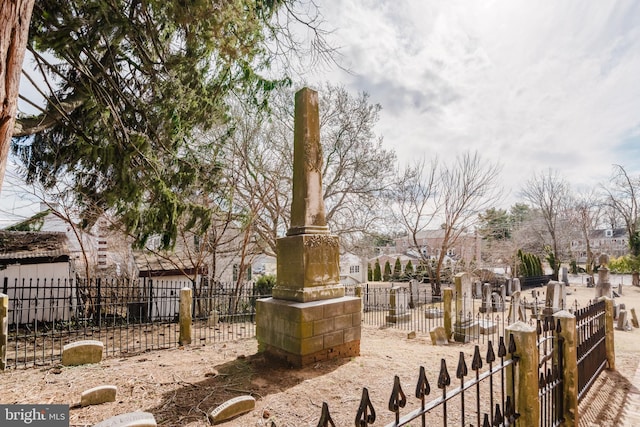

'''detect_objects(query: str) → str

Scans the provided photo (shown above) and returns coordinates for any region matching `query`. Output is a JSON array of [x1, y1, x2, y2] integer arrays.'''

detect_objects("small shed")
[[0, 231, 75, 324]]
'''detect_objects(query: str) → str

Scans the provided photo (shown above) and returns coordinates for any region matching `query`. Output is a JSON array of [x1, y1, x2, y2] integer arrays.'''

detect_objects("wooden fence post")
[[601, 297, 615, 370], [179, 287, 192, 346], [0, 293, 7, 371], [443, 288, 453, 340], [506, 321, 539, 427], [554, 310, 578, 427]]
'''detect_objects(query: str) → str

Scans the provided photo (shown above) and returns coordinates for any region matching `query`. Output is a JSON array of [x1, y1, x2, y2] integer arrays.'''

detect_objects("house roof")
[[589, 228, 627, 239], [0, 231, 70, 263]]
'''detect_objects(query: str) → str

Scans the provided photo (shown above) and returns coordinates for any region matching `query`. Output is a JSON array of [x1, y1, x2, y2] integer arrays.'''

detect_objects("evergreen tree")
[[373, 259, 382, 281], [383, 260, 392, 281], [367, 262, 373, 281], [405, 260, 414, 278], [392, 257, 402, 280], [11, 0, 330, 249]]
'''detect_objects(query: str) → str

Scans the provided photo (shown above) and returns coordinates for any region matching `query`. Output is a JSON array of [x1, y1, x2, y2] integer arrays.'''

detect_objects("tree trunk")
[[0, 0, 35, 188], [633, 271, 639, 287]]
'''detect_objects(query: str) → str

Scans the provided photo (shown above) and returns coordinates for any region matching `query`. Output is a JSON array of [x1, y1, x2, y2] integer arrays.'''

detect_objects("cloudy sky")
[[2, 0, 640, 226], [308, 0, 640, 200]]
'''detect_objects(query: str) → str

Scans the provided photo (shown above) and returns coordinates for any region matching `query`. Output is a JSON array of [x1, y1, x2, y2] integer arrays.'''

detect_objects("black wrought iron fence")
[[317, 335, 519, 426], [575, 299, 607, 401], [536, 316, 564, 427], [2, 277, 265, 369]]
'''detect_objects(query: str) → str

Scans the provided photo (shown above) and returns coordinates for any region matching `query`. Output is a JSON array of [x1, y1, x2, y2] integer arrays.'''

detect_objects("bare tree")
[[604, 164, 640, 256], [570, 190, 603, 275], [391, 158, 439, 275], [604, 164, 640, 286], [230, 83, 397, 255], [392, 152, 501, 295], [434, 151, 501, 294], [521, 169, 571, 280]]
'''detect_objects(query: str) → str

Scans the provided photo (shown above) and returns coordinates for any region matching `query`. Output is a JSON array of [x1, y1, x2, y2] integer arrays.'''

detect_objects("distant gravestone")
[[513, 278, 521, 294], [62, 340, 104, 366], [543, 281, 563, 315], [429, 326, 449, 346], [596, 254, 613, 299], [508, 291, 527, 324], [561, 267, 569, 285], [208, 396, 256, 424], [479, 284, 492, 314], [425, 307, 444, 319], [478, 319, 497, 335], [92, 411, 156, 427], [631, 308, 639, 328], [386, 287, 411, 323], [454, 273, 476, 343], [617, 310, 630, 331], [491, 292, 504, 312], [473, 280, 482, 299], [81, 385, 117, 407]]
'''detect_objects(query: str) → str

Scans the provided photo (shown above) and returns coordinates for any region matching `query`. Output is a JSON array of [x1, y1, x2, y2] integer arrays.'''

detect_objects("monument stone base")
[[273, 234, 344, 302], [256, 296, 361, 367]]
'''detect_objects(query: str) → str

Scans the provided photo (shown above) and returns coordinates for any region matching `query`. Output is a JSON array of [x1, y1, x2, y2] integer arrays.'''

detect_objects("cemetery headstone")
[[480, 283, 492, 314], [454, 272, 477, 343], [92, 411, 156, 427], [429, 326, 449, 345], [508, 291, 527, 324], [208, 396, 256, 424], [617, 310, 630, 331], [543, 281, 563, 315], [595, 254, 613, 299], [631, 308, 639, 328], [62, 340, 104, 366], [81, 385, 117, 407], [386, 287, 411, 323], [473, 280, 482, 299]]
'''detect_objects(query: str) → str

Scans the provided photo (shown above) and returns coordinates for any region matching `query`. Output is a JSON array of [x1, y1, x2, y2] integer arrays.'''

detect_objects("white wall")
[[1, 262, 75, 324]]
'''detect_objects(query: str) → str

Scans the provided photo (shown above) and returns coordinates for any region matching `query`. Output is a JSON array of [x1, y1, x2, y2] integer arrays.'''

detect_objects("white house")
[[340, 252, 366, 285]]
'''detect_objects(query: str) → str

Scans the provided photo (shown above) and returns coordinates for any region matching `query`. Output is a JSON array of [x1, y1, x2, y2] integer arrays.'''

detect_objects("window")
[[605, 229, 613, 237], [350, 265, 360, 274]]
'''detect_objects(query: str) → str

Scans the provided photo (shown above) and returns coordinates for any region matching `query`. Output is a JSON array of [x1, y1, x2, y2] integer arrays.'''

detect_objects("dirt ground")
[[1, 277, 640, 427]]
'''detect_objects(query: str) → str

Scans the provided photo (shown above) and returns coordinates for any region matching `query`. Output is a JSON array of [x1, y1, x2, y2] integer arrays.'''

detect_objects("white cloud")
[[312, 0, 640, 205]]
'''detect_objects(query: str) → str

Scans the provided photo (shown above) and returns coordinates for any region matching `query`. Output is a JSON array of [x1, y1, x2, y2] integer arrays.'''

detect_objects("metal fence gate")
[[575, 299, 607, 401]]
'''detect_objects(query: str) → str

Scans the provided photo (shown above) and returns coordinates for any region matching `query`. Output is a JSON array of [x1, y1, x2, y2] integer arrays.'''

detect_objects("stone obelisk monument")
[[256, 88, 361, 367]]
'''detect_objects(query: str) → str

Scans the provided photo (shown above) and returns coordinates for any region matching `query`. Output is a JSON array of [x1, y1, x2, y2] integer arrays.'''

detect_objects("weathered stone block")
[[314, 318, 334, 335], [208, 396, 255, 424], [62, 340, 104, 366], [81, 385, 117, 407], [93, 411, 156, 427], [334, 314, 352, 330], [323, 301, 344, 318], [343, 326, 361, 342], [343, 298, 362, 314], [352, 311, 362, 326], [300, 336, 324, 354], [323, 330, 344, 348]]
